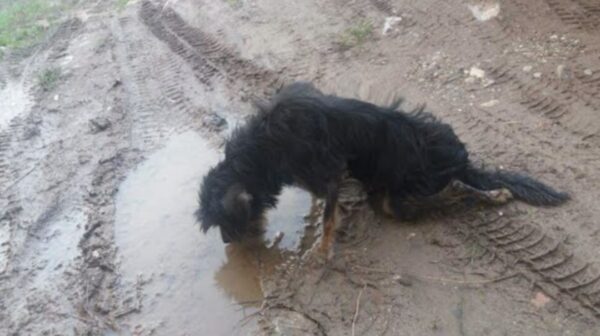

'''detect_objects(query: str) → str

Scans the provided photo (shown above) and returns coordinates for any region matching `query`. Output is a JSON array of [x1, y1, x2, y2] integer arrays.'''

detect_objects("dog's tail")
[[460, 166, 570, 206]]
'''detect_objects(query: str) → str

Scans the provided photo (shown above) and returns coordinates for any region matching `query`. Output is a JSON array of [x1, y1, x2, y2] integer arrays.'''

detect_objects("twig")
[[413, 272, 521, 286], [353, 265, 520, 286], [352, 284, 367, 336]]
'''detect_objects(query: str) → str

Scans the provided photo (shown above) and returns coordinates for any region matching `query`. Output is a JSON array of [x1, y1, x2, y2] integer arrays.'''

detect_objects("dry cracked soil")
[[1, 0, 600, 335]]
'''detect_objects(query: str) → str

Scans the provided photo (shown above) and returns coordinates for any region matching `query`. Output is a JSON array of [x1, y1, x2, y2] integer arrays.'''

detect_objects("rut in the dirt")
[[139, 0, 284, 98], [458, 209, 600, 320], [545, 0, 600, 31]]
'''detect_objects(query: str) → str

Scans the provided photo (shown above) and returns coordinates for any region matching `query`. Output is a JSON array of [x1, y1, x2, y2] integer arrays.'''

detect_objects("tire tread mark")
[[139, 1, 284, 98], [545, 0, 600, 31], [459, 212, 600, 318]]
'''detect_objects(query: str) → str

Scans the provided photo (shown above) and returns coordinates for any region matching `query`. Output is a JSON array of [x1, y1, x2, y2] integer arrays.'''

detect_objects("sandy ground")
[[1, 0, 600, 334]]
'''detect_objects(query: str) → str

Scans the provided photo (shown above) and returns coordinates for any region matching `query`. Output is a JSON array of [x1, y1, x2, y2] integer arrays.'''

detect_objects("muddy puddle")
[[114, 131, 312, 335]]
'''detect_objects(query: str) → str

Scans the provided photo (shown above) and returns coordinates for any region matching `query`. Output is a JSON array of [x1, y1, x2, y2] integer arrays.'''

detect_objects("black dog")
[[197, 82, 569, 255]]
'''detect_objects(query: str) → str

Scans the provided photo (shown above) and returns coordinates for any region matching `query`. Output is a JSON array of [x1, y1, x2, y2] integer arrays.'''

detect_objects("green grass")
[[116, 0, 130, 12], [0, 0, 56, 48], [37, 67, 61, 91], [338, 20, 374, 49], [224, 0, 242, 9]]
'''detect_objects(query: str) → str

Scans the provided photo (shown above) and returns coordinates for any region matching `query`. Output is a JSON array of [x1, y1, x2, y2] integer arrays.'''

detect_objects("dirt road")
[[1, 0, 600, 334]]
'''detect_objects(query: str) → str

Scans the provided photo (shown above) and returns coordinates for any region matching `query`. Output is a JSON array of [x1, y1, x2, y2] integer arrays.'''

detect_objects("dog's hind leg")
[[319, 180, 341, 259], [448, 180, 513, 205]]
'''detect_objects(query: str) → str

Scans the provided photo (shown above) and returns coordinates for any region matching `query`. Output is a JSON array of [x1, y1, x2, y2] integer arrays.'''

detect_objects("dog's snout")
[[220, 228, 233, 243]]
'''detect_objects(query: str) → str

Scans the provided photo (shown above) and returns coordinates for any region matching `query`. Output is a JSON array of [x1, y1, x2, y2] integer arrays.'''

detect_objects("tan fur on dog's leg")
[[319, 205, 339, 260]]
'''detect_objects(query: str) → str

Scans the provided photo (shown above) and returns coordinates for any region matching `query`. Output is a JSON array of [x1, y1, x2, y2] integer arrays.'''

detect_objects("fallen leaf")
[[531, 291, 551, 308]]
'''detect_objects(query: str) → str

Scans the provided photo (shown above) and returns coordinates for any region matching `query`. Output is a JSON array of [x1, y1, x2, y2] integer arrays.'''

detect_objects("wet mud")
[[2, 0, 600, 335]]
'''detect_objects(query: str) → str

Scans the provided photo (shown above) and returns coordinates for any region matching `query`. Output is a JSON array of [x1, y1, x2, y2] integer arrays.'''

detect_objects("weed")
[[338, 20, 373, 49], [116, 0, 130, 12], [37, 67, 61, 91], [224, 0, 242, 9]]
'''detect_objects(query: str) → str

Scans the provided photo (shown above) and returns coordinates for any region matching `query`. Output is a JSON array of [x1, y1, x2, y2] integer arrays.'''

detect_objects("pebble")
[[469, 66, 485, 79], [89, 117, 112, 133], [393, 274, 413, 287], [480, 99, 499, 108], [556, 64, 566, 79]]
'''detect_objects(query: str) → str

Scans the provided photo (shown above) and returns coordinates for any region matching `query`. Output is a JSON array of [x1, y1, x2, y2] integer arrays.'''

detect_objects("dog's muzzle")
[[220, 228, 233, 243]]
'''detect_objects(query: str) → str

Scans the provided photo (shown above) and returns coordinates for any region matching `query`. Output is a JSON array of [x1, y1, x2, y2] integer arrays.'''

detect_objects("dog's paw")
[[487, 188, 513, 204]]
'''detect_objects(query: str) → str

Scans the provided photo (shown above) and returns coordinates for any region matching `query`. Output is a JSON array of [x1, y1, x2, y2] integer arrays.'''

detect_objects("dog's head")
[[197, 162, 260, 243]]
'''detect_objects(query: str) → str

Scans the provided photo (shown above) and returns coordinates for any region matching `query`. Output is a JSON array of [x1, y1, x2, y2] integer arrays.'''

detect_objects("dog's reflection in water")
[[213, 238, 291, 306]]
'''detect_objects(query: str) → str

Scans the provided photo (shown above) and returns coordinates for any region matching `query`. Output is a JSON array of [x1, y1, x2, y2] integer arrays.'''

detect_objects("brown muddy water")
[[114, 131, 312, 334]]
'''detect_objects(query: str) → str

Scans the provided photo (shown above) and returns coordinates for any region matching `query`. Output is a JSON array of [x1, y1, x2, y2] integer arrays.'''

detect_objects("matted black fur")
[[197, 82, 569, 243]]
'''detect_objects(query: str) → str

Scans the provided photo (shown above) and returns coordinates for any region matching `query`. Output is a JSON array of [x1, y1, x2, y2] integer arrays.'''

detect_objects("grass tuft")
[[37, 67, 61, 91], [338, 20, 374, 49], [116, 0, 130, 12]]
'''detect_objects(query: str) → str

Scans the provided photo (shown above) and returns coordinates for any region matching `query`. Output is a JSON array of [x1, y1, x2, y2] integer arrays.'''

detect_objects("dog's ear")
[[222, 184, 253, 223], [196, 207, 213, 233]]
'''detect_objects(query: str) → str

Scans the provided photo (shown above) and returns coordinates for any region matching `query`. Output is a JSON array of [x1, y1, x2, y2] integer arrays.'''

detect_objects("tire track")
[[114, 11, 231, 153], [139, 1, 284, 99], [111, 15, 177, 151], [545, 0, 600, 31], [483, 63, 600, 138], [0, 18, 83, 194], [456, 0, 600, 141], [459, 210, 600, 319]]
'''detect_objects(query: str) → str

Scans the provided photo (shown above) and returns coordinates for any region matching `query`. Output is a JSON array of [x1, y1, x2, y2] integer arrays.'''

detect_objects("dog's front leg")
[[319, 180, 340, 259]]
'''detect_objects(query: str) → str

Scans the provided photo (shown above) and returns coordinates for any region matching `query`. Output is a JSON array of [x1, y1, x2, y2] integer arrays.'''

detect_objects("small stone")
[[480, 99, 499, 108], [550, 34, 558, 40], [393, 274, 413, 286], [531, 291, 551, 308], [469, 66, 485, 79], [482, 79, 496, 87], [111, 79, 122, 89], [89, 117, 111, 133], [522, 65, 532, 72], [382, 16, 402, 36], [468, 3, 500, 22], [53, 94, 59, 101], [556, 64, 566, 79], [533, 72, 542, 78], [584, 69, 593, 76], [201, 113, 227, 132], [78, 155, 91, 165]]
